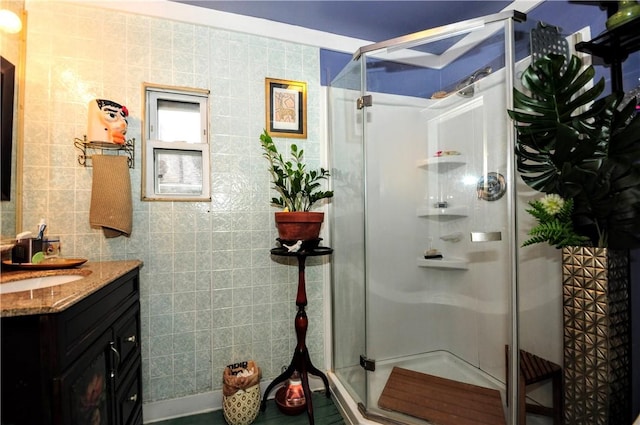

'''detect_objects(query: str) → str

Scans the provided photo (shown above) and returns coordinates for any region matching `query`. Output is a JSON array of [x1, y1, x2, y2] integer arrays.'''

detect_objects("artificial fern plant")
[[259, 129, 333, 212], [522, 194, 590, 248], [509, 53, 640, 249]]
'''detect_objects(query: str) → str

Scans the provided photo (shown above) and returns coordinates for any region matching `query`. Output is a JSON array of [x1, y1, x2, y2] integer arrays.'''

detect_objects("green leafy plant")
[[508, 54, 640, 248], [259, 129, 333, 212], [523, 194, 590, 248]]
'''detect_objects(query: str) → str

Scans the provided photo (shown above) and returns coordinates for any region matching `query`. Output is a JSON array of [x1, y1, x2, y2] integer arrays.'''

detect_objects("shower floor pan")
[[378, 366, 506, 425], [334, 351, 507, 424], [331, 351, 554, 425]]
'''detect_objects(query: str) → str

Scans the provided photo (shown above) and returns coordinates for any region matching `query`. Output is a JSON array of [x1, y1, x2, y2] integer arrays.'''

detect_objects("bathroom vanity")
[[0, 260, 142, 425]]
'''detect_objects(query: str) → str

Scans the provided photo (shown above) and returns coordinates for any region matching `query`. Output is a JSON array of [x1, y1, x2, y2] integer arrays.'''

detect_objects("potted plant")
[[508, 53, 640, 249], [259, 129, 333, 243], [509, 53, 640, 424]]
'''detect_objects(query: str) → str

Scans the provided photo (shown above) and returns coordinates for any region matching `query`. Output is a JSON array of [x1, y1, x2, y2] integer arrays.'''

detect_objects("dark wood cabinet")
[[0, 267, 142, 425]]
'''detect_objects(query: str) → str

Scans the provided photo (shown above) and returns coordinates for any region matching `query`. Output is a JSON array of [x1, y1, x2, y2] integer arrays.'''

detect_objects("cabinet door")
[[58, 330, 114, 425], [1, 315, 48, 425]]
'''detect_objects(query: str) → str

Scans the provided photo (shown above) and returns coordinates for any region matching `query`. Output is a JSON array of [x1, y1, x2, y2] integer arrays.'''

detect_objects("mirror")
[[0, 3, 25, 240], [1, 56, 15, 202]]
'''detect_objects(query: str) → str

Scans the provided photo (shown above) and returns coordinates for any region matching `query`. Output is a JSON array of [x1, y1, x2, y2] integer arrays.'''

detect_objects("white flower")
[[539, 193, 564, 215]]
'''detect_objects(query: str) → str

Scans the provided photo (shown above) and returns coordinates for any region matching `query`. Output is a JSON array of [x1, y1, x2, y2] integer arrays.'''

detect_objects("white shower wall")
[[361, 68, 514, 383]]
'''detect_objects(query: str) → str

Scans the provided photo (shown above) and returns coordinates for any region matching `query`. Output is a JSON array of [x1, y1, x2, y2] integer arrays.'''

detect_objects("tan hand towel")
[[89, 155, 132, 238]]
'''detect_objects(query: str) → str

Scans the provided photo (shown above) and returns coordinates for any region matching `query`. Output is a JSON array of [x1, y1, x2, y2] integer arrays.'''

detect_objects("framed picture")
[[265, 78, 307, 139]]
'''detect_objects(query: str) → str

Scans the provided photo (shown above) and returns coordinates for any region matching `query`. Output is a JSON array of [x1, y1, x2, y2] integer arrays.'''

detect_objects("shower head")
[[456, 66, 492, 97]]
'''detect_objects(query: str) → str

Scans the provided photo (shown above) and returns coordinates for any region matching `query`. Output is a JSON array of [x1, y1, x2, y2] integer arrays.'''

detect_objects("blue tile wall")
[[21, 1, 326, 403]]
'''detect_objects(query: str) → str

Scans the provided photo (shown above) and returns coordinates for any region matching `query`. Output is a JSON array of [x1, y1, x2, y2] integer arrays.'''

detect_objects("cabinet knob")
[[125, 335, 136, 343], [129, 393, 138, 403]]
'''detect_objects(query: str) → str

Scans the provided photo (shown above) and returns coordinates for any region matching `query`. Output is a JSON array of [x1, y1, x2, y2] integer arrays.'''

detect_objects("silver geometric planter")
[[562, 246, 631, 425]]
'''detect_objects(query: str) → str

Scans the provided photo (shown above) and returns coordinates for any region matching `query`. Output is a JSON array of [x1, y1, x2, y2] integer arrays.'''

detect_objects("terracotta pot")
[[274, 211, 324, 243]]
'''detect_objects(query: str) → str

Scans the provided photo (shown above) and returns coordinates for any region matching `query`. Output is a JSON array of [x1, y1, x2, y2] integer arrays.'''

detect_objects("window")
[[142, 84, 210, 201]]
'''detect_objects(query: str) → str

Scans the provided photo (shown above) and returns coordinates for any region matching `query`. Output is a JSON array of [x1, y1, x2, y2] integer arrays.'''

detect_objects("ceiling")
[[171, 1, 516, 42]]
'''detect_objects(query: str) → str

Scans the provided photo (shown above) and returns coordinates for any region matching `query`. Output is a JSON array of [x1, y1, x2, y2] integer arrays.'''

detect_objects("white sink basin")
[[0, 274, 84, 294]]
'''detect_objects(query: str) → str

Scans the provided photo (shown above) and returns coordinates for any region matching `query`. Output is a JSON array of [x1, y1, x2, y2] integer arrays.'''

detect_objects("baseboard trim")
[[142, 388, 224, 424], [142, 376, 325, 423]]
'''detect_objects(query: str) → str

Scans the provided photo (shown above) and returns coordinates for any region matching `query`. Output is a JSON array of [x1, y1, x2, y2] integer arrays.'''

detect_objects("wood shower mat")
[[378, 367, 506, 425]]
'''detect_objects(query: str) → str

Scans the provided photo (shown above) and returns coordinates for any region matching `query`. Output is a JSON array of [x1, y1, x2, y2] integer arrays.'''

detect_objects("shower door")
[[331, 11, 527, 425], [329, 56, 368, 408]]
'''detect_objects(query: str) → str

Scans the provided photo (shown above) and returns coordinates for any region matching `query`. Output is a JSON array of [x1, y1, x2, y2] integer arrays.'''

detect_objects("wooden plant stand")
[[260, 241, 333, 425]]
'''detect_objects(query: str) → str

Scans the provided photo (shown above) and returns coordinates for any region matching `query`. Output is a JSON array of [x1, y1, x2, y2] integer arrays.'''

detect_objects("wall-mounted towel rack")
[[74, 135, 135, 168]]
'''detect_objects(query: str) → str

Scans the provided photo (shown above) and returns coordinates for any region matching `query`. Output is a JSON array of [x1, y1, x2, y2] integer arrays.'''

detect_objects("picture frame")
[[265, 78, 307, 139]]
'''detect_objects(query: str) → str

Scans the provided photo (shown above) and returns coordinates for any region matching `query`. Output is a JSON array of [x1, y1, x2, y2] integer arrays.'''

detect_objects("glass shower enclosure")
[[329, 10, 539, 425]]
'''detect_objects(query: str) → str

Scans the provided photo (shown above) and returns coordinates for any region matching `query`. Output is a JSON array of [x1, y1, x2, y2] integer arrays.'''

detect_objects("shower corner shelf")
[[417, 257, 468, 270], [74, 135, 135, 168], [417, 155, 465, 171], [417, 205, 468, 217]]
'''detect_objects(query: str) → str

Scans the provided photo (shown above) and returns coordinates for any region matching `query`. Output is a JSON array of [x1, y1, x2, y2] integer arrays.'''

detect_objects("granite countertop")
[[0, 260, 143, 317]]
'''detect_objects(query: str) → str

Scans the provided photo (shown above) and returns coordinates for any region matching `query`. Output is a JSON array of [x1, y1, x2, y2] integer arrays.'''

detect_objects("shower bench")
[[505, 346, 563, 425]]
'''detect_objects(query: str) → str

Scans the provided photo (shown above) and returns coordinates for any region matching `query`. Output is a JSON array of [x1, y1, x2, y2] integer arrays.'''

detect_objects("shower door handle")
[[470, 231, 502, 242]]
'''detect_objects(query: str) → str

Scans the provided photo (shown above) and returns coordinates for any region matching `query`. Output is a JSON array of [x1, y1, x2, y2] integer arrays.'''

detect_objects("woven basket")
[[223, 384, 261, 425], [222, 361, 261, 425]]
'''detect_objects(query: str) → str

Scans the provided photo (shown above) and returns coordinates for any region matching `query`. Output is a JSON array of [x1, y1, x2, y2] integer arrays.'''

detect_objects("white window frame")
[[142, 83, 211, 201]]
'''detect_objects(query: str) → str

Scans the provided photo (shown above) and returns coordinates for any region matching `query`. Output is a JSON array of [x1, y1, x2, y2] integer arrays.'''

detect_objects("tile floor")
[[149, 391, 345, 425]]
